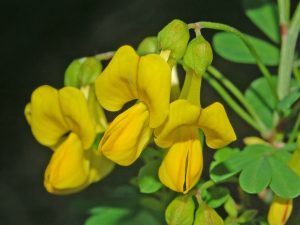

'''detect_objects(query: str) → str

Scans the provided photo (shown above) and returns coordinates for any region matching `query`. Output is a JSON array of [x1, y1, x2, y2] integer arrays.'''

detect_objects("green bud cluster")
[[64, 57, 102, 87]]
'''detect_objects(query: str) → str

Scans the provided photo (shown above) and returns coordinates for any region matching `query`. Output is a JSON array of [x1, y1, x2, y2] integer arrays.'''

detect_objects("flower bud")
[[183, 36, 213, 76], [64, 57, 102, 87], [268, 196, 293, 225], [194, 203, 224, 225], [158, 19, 190, 60], [165, 195, 195, 225], [137, 36, 158, 56]]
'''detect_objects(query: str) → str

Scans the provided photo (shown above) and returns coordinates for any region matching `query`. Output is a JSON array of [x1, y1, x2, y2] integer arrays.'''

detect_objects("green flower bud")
[[183, 36, 213, 76], [64, 57, 102, 87], [165, 195, 195, 225], [79, 57, 102, 86], [64, 59, 82, 87], [158, 19, 190, 60], [194, 203, 224, 225], [137, 36, 159, 56]]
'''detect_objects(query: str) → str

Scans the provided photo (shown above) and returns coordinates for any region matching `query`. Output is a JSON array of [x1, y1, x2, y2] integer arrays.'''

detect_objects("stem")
[[200, 180, 215, 190], [190, 21, 278, 101], [288, 113, 300, 144], [203, 73, 262, 132], [179, 71, 202, 106], [277, 0, 290, 26], [180, 72, 192, 99], [277, 2, 300, 99], [94, 51, 115, 61], [186, 72, 202, 106], [207, 66, 268, 132]]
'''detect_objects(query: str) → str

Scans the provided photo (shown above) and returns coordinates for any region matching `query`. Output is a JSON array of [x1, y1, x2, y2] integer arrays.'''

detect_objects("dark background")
[[0, 0, 299, 224]]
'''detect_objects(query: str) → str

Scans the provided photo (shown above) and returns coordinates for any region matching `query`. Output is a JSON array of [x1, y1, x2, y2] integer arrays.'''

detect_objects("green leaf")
[[245, 77, 277, 129], [138, 160, 163, 194], [165, 195, 195, 225], [243, 0, 279, 43], [213, 32, 279, 65], [141, 147, 164, 163], [79, 57, 102, 86], [238, 210, 258, 223], [202, 186, 229, 208], [64, 59, 83, 87], [239, 157, 272, 193], [85, 207, 131, 225], [210, 145, 272, 182], [213, 147, 240, 162], [277, 87, 300, 116], [268, 156, 300, 198], [123, 210, 161, 225]]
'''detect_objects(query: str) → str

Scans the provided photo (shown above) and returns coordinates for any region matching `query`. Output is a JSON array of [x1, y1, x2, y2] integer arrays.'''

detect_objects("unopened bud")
[[165, 195, 195, 225], [183, 36, 213, 76], [64, 57, 102, 87], [158, 19, 190, 60], [137, 36, 158, 56], [194, 203, 224, 225]]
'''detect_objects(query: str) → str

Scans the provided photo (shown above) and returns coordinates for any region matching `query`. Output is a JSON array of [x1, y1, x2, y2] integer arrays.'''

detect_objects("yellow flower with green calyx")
[[95, 45, 171, 166], [25, 85, 114, 194], [154, 99, 236, 193]]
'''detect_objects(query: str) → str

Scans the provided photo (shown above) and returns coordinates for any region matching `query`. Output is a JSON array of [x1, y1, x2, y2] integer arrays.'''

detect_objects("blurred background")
[[0, 0, 299, 224]]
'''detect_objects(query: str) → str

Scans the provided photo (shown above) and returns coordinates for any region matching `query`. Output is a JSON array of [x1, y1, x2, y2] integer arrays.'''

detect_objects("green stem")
[[207, 66, 268, 132], [179, 71, 192, 99], [187, 72, 202, 106], [277, 2, 300, 99], [203, 73, 262, 132], [277, 0, 290, 25], [180, 71, 202, 106], [190, 21, 278, 101], [200, 180, 215, 191], [94, 51, 115, 61], [288, 113, 300, 144]]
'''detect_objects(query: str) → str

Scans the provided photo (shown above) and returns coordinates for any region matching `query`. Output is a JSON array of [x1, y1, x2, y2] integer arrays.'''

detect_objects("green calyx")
[[157, 19, 190, 61], [183, 35, 213, 77], [137, 36, 159, 56], [64, 57, 102, 88]]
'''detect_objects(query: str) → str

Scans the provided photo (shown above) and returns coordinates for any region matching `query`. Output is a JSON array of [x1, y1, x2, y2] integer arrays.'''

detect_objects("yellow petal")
[[95, 45, 139, 111], [87, 150, 115, 183], [30, 85, 69, 147], [159, 130, 203, 193], [24, 103, 32, 125], [44, 133, 90, 195], [243, 136, 268, 146], [268, 196, 293, 225], [198, 102, 236, 149], [58, 87, 96, 149], [137, 54, 171, 128], [154, 99, 201, 148], [185, 137, 203, 192], [99, 103, 152, 166]]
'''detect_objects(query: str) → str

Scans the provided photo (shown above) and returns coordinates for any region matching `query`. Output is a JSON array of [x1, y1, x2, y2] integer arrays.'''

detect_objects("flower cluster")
[[25, 19, 236, 195]]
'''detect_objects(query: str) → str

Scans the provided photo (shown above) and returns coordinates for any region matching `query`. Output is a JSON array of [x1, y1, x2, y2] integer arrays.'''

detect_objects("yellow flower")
[[268, 196, 293, 225], [155, 99, 236, 193], [95, 45, 171, 166], [25, 85, 114, 194]]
